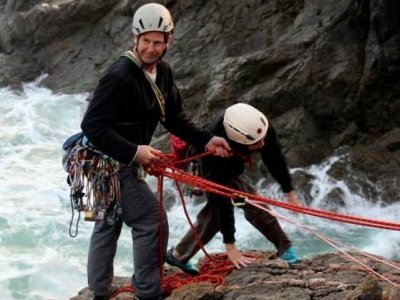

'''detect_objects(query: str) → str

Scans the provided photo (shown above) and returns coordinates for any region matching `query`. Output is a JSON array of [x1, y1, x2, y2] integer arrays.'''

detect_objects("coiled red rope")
[[111, 253, 254, 298]]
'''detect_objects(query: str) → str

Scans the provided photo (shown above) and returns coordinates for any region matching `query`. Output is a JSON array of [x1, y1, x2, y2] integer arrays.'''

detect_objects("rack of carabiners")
[[148, 152, 400, 232], [67, 143, 121, 237]]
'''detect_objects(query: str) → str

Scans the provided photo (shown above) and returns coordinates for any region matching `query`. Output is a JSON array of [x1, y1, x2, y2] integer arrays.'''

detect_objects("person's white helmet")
[[223, 103, 269, 145], [132, 3, 174, 35]]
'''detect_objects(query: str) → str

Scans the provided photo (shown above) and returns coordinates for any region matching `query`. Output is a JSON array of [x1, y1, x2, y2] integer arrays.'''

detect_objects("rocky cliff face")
[[0, 0, 399, 201], [70, 251, 400, 300]]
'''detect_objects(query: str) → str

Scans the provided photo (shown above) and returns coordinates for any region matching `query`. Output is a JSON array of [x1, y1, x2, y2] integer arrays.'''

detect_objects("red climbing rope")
[[173, 179, 215, 261], [110, 151, 400, 298], [163, 254, 234, 291], [147, 152, 400, 231], [110, 253, 259, 298], [250, 200, 400, 286]]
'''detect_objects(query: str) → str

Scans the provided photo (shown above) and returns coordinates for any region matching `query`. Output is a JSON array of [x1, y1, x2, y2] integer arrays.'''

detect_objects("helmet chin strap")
[[161, 32, 171, 58], [133, 35, 141, 62]]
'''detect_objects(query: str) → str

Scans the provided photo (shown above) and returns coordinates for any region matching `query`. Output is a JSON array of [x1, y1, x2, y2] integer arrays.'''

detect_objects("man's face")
[[136, 31, 168, 65]]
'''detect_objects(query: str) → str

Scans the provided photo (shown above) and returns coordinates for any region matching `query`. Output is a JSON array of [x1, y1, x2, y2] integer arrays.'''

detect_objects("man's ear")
[[166, 34, 173, 45], [133, 35, 139, 46]]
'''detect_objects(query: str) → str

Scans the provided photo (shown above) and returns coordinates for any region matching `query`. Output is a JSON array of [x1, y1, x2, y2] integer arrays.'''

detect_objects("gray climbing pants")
[[87, 166, 168, 298], [175, 175, 291, 263]]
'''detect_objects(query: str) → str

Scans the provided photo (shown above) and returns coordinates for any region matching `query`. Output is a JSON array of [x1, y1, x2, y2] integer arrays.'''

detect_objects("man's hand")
[[287, 191, 302, 206], [134, 145, 162, 165], [225, 243, 256, 269], [205, 136, 232, 157]]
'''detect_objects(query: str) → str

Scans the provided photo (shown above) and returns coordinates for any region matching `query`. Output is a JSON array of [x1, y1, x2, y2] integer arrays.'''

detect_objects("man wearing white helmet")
[[81, 3, 231, 300], [166, 103, 302, 275]]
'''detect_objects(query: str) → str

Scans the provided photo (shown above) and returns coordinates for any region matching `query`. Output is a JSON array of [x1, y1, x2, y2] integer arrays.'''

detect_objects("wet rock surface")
[[70, 251, 400, 300]]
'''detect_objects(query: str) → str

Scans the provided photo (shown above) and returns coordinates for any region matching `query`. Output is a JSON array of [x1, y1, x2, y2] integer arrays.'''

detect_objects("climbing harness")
[[62, 132, 121, 237]]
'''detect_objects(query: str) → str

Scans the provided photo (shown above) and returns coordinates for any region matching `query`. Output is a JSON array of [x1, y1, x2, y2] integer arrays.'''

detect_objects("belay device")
[[62, 132, 121, 237]]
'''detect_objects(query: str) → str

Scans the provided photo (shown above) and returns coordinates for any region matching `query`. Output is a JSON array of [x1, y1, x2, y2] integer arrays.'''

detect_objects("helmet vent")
[[245, 134, 255, 141], [139, 19, 145, 30], [158, 17, 163, 28], [229, 125, 255, 141]]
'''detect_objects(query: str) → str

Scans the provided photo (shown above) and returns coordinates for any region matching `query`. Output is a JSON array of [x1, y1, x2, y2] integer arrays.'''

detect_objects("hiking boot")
[[165, 247, 200, 276], [279, 246, 299, 264]]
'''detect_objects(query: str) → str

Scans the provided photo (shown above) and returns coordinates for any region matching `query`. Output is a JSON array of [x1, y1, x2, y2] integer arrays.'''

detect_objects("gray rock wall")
[[0, 0, 399, 202]]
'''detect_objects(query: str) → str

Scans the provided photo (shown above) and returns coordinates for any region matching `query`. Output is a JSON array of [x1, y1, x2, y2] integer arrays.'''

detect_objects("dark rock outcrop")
[[70, 251, 400, 300], [0, 0, 399, 200]]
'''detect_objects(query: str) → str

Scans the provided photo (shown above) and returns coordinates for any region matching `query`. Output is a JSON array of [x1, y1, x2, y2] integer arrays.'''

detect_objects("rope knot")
[[145, 163, 164, 176]]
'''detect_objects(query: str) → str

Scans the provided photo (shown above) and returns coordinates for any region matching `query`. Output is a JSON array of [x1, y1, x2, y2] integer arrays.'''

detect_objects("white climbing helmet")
[[132, 3, 174, 35], [223, 103, 269, 145]]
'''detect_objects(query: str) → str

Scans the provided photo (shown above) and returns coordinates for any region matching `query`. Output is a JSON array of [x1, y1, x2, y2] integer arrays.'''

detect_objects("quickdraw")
[[66, 140, 121, 237], [185, 160, 204, 198]]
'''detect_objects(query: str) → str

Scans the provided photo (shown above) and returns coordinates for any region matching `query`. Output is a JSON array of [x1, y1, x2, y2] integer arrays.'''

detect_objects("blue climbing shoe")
[[165, 248, 200, 276], [280, 246, 299, 264]]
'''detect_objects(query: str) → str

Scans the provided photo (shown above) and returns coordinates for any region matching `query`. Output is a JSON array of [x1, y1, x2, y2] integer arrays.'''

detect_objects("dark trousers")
[[87, 167, 168, 298], [175, 175, 291, 262]]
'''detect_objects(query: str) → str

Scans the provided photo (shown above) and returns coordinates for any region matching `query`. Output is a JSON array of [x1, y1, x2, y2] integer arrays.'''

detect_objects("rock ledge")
[[70, 251, 400, 300]]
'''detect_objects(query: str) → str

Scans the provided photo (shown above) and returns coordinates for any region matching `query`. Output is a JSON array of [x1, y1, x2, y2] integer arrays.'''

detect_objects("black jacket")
[[81, 55, 212, 164], [199, 113, 293, 243]]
